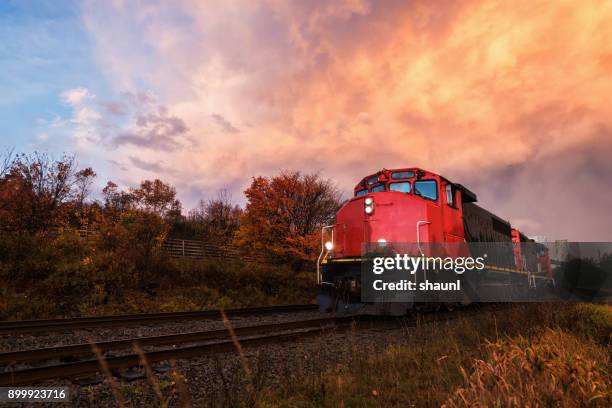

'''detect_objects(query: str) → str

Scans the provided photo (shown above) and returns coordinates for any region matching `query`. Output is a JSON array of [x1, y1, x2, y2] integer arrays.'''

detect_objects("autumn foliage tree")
[[0, 153, 101, 314], [98, 179, 181, 291], [235, 172, 343, 269], [0, 150, 185, 309], [187, 190, 242, 245], [0, 152, 78, 232], [1, 150, 329, 317]]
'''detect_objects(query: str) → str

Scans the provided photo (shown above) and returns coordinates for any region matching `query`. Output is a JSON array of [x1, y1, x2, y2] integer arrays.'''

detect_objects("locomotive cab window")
[[370, 184, 386, 193], [355, 189, 367, 197], [389, 181, 411, 193], [366, 175, 379, 185], [414, 180, 437, 201], [445, 184, 456, 207], [391, 171, 414, 180]]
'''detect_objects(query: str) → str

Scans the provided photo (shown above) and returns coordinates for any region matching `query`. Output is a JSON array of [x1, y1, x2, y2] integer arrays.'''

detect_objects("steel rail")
[[0, 316, 355, 365], [0, 316, 362, 386], [0, 304, 317, 335], [0, 305, 507, 385]]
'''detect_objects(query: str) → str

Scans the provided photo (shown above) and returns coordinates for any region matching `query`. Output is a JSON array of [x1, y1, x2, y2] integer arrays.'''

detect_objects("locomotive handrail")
[[317, 225, 335, 285], [416, 220, 431, 256]]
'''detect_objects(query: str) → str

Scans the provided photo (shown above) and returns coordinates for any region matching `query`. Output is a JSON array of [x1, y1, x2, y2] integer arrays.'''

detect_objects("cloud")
[[73, 106, 101, 125], [58, 90, 104, 146], [469, 133, 612, 241], [99, 101, 127, 116], [55, 88, 190, 151], [112, 108, 188, 150], [76, 0, 612, 239], [61, 87, 93, 106], [211, 114, 240, 133], [129, 156, 174, 173], [107, 159, 128, 171]]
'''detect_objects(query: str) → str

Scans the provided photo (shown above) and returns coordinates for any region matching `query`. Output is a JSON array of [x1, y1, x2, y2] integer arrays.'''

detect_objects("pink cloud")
[[79, 0, 612, 240]]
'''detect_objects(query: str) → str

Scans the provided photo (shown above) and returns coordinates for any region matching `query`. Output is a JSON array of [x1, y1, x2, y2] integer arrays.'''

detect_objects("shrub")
[[0, 229, 96, 318], [163, 258, 315, 307]]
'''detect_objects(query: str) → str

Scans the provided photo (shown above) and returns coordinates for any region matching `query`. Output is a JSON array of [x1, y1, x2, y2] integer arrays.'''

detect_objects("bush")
[[0, 229, 96, 318], [164, 258, 315, 307]]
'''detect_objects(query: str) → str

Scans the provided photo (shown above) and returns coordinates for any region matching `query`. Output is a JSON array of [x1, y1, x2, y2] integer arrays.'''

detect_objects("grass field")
[[254, 303, 611, 407]]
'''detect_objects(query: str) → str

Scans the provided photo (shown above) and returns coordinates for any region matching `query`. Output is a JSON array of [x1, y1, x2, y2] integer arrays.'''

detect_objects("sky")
[[1, 0, 611, 241]]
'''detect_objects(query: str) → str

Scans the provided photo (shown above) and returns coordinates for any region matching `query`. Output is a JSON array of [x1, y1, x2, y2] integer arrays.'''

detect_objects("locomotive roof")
[[355, 167, 478, 203]]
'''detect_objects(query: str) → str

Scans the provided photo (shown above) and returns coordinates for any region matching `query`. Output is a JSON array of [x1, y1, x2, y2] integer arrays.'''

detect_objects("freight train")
[[317, 167, 554, 315]]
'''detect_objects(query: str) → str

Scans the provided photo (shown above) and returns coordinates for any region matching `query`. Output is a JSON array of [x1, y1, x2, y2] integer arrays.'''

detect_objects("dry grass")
[[443, 329, 611, 407], [257, 305, 544, 407], [81, 303, 610, 407], [257, 303, 611, 408], [90, 340, 125, 408], [562, 303, 612, 345], [84, 339, 194, 407], [132, 341, 164, 403]]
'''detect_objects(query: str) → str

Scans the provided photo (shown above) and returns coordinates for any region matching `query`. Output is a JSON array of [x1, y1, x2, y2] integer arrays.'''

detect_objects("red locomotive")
[[317, 167, 553, 314]]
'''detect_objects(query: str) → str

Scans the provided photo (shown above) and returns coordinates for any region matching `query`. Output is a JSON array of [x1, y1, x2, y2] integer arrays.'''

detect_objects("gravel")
[[0, 314, 432, 407], [0, 310, 324, 353]]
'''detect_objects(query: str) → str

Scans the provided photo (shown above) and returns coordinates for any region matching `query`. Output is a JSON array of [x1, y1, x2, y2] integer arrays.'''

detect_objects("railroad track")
[[0, 304, 318, 335], [0, 315, 361, 386], [0, 305, 501, 386]]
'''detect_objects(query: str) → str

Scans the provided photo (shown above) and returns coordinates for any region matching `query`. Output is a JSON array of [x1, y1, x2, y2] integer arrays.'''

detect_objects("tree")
[[73, 167, 97, 207], [0, 148, 14, 178], [188, 190, 242, 245], [98, 179, 183, 290], [102, 181, 133, 217], [130, 179, 182, 219], [0, 152, 77, 232], [235, 171, 343, 269]]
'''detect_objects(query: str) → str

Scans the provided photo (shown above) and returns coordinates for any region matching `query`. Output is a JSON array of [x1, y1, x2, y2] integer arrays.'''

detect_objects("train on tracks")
[[317, 167, 554, 315]]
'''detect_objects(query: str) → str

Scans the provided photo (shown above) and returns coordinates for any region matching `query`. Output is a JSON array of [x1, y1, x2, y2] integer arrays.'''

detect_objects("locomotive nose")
[[333, 193, 428, 257]]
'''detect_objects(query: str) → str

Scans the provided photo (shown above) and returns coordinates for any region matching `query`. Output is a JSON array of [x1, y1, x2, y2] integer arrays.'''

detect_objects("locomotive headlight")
[[324, 241, 333, 251], [364, 197, 374, 214]]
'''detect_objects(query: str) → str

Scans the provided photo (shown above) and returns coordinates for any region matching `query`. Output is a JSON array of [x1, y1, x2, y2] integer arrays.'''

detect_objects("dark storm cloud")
[[465, 131, 612, 241]]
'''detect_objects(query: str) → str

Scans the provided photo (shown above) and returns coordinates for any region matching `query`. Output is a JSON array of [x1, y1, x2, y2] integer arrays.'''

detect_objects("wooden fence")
[[69, 228, 257, 263], [162, 238, 258, 263]]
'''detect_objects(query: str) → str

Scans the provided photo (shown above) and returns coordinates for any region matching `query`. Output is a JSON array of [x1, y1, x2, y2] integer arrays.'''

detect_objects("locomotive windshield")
[[389, 181, 411, 192], [354, 170, 435, 197], [414, 179, 438, 201]]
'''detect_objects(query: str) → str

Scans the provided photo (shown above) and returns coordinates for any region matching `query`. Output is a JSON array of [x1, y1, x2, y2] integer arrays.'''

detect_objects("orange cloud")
[[80, 0, 612, 239]]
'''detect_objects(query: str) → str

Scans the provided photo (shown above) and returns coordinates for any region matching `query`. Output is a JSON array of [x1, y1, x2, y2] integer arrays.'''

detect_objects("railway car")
[[317, 167, 553, 315]]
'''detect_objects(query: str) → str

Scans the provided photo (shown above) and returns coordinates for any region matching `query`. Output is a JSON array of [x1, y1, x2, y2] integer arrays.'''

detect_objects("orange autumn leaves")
[[236, 172, 343, 269]]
